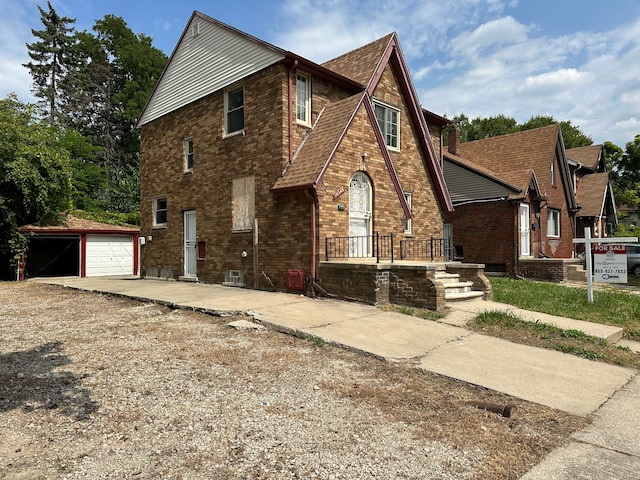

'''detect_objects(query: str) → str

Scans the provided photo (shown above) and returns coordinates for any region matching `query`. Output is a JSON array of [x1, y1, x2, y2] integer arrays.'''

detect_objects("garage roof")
[[20, 214, 139, 235]]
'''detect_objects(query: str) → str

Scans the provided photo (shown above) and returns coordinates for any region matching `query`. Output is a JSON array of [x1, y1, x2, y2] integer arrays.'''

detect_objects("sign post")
[[573, 227, 637, 303]]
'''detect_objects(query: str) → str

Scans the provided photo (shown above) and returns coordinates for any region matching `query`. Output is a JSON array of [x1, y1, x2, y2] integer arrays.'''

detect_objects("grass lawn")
[[490, 278, 640, 337], [384, 278, 640, 368], [469, 278, 640, 368]]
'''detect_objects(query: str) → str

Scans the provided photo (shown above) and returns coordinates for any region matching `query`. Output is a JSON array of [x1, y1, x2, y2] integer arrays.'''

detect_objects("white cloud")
[[0, 0, 37, 103], [450, 16, 529, 57], [522, 68, 589, 92]]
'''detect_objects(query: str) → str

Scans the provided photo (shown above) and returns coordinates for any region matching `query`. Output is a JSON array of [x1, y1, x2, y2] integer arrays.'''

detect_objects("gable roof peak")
[[321, 32, 396, 86]]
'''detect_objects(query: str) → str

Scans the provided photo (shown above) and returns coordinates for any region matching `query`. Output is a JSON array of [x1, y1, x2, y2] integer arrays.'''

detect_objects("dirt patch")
[[0, 282, 588, 479]]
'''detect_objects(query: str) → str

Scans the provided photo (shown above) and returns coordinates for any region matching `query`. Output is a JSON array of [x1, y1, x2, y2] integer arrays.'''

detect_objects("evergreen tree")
[[23, 1, 76, 126]]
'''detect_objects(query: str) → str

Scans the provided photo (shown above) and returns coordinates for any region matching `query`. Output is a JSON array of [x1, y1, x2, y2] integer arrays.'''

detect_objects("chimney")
[[448, 127, 461, 155]]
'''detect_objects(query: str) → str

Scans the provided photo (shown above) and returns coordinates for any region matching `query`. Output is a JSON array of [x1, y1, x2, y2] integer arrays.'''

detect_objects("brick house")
[[136, 11, 484, 305], [443, 125, 582, 279], [567, 145, 618, 248]]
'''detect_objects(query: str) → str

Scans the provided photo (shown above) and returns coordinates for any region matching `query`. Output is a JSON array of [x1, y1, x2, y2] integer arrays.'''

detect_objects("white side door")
[[519, 203, 531, 256], [349, 172, 372, 257], [183, 210, 197, 277]]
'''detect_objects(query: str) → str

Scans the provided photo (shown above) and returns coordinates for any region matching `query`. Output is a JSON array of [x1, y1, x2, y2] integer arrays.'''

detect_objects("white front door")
[[349, 172, 372, 257], [183, 210, 197, 277], [519, 203, 531, 256]]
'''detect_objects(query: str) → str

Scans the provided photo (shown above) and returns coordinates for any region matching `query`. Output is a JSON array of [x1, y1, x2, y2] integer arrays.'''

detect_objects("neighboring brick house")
[[136, 11, 455, 297], [443, 125, 580, 278], [567, 145, 618, 248]]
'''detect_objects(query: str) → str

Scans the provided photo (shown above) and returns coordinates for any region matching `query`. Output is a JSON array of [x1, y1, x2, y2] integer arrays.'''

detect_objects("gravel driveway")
[[0, 282, 587, 479]]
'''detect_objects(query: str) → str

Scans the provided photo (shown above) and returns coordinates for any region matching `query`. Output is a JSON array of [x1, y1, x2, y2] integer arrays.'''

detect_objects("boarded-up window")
[[232, 176, 255, 231]]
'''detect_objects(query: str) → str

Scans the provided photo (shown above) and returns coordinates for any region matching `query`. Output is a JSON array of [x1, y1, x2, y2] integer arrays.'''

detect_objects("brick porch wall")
[[517, 258, 583, 282]]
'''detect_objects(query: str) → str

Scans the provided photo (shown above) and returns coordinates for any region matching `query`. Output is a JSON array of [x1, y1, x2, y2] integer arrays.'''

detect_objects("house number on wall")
[[333, 186, 345, 199]]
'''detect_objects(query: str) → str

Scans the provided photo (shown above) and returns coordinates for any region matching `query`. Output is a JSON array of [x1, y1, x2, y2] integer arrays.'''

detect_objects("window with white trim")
[[374, 101, 399, 150], [403, 192, 412, 234], [153, 197, 167, 227], [296, 73, 311, 125], [225, 85, 244, 135], [547, 208, 560, 237], [551, 160, 556, 186], [184, 138, 194, 171], [232, 176, 255, 231]]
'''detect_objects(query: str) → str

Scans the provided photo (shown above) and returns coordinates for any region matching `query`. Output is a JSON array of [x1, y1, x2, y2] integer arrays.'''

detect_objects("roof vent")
[[191, 23, 200, 38]]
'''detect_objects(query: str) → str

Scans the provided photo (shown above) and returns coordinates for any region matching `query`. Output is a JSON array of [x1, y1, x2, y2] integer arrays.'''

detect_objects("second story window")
[[225, 85, 244, 135], [296, 73, 311, 125], [374, 101, 399, 150], [184, 138, 194, 172]]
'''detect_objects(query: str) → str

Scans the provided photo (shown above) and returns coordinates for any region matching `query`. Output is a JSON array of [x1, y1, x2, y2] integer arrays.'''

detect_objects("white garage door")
[[86, 235, 134, 276]]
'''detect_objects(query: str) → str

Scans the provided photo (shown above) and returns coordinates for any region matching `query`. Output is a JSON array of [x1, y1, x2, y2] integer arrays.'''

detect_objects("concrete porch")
[[316, 260, 492, 311]]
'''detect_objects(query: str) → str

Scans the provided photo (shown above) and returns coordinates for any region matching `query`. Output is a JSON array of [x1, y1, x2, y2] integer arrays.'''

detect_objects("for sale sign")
[[593, 244, 627, 283]]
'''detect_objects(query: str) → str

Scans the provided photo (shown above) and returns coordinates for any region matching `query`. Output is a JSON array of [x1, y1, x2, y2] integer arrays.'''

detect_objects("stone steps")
[[436, 271, 485, 302]]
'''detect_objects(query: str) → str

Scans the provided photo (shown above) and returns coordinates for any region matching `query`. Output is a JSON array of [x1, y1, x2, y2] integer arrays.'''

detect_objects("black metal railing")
[[325, 232, 394, 263], [324, 234, 452, 263], [400, 237, 451, 261]]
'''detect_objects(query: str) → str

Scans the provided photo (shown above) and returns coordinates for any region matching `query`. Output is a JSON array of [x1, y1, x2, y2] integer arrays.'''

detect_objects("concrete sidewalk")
[[35, 275, 640, 478], [37, 275, 635, 417]]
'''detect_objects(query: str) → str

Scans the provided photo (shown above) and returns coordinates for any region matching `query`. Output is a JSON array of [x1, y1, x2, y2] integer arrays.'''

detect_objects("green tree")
[[23, 1, 76, 126], [520, 115, 592, 148], [451, 113, 518, 141], [607, 136, 640, 212], [68, 15, 167, 212], [0, 95, 73, 277]]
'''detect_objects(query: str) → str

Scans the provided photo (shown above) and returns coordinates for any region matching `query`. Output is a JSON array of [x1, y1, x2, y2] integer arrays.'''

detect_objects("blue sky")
[[1, 0, 639, 147]]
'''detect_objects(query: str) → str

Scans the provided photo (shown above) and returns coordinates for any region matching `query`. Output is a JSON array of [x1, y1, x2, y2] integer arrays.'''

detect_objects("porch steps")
[[436, 271, 485, 301]]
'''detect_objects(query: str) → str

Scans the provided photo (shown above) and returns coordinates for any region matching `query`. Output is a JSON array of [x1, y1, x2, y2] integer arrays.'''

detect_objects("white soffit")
[[138, 16, 285, 126]]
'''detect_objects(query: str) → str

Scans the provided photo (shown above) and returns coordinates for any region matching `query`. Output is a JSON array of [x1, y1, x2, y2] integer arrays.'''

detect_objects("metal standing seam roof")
[[456, 124, 563, 198]]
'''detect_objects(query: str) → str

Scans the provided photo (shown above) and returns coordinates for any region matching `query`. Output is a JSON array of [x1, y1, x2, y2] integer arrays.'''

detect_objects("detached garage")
[[20, 215, 139, 279]]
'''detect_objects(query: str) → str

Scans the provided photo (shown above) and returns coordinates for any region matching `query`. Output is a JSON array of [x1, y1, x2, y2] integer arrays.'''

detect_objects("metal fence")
[[324, 234, 450, 262], [399, 237, 450, 261], [325, 232, 394, 263]]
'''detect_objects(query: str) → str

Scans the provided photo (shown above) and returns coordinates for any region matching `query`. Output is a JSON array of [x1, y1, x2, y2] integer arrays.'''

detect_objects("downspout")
[[289, 60, 317, 296], [288, 60, 298, 165], [304, 189, 317, 298]]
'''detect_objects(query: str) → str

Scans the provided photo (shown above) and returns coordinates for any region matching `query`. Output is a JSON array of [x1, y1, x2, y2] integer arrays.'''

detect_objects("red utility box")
[[285, 269, 306, 292]]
